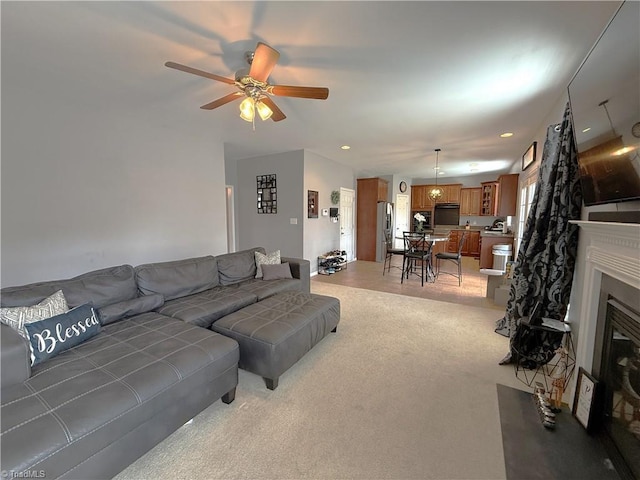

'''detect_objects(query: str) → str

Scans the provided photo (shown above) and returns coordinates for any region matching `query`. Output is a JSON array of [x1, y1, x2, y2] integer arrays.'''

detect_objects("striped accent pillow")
[[0, 290, 69, 338]]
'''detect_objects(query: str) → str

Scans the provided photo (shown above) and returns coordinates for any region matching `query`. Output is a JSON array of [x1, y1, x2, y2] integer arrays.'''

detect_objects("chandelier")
[[428, 148, 443, 201]]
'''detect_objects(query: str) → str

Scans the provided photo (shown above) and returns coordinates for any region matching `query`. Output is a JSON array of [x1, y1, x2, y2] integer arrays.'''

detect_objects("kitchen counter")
[[480, 230, 514, 237]]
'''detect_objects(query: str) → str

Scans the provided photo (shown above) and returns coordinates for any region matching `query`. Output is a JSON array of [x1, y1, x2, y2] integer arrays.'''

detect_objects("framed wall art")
[[522, 141, 537, 171], [308, 190, 318, 218], [257, 174, 277, 214]]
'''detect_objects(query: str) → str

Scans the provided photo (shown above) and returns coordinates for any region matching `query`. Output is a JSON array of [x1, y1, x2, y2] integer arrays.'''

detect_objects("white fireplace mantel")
[[571, 220, 640, 375]]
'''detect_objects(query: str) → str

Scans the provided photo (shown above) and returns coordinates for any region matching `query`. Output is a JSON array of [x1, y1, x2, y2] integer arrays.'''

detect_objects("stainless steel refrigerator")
[[376, 201, 394, 262]]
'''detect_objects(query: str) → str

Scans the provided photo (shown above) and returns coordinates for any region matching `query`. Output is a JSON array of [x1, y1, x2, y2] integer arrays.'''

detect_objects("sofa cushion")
[[97, 294, 165, 325], [135, 256, 218, 301], [0, 265, 138, 309], [24, 304, 101, 366], [254, 250, 280, 278], [261, 262, 293, 280], [0, 312, 239, 478], [0, 290, 69, 339], [235, 278, 301, 301], [157, 287, 258, 329], [217, 247, 265, 286]]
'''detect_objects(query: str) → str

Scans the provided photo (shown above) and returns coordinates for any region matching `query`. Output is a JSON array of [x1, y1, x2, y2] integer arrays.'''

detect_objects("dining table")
[[397, 234, 450, 283]]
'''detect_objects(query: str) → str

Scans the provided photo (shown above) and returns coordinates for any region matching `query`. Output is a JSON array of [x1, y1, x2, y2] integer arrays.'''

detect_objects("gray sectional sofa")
[[0, 247, 329, 480]]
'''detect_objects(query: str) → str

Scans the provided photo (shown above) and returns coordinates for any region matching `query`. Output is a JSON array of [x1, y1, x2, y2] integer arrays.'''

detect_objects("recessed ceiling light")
[[582, 127, 591, 133], [439, 171, 445, 175], [500, 132, 514, 138], [469, 163, 478, 167], [340, 145, 351, 150]]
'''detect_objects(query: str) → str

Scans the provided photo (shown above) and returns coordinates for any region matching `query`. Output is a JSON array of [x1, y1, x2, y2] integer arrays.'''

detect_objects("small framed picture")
[[522, 141, 537, 171], [572, 367, 599, 432]]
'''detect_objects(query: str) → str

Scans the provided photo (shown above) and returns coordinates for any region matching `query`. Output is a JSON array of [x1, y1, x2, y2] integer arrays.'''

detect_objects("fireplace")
[[572, 220, 640, 479]]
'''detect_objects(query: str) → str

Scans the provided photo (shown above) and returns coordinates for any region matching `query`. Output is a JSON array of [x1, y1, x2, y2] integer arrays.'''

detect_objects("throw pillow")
[[261, 262, 293, 280], [24, 303, 101, 366], [0, 290, 69, 339], [255, 250, 281, 278]]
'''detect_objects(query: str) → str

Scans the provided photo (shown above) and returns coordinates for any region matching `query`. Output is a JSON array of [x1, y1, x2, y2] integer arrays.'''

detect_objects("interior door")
[[339, 187, 355, 262], [394, 193, 410, 249]]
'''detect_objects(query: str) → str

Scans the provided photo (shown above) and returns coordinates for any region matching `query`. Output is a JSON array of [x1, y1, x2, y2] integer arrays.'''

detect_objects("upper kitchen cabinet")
[[497, 174, 519, 217], [460, 187, 482, 216], [480, 181, 498, 216], [411, 184, 462, 210]]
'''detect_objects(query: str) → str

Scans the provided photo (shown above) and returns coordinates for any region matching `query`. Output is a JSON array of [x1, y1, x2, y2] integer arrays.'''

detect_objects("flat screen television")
[[568, 1, 640, 206]]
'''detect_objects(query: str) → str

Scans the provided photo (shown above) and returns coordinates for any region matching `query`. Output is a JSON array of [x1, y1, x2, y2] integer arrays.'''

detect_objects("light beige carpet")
[[114, 283, 527, 480]]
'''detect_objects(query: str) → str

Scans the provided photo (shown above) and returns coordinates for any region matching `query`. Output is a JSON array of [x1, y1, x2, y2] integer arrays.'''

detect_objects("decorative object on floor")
[[428, 148, 443, 201], [257, 174, 277, 214], [308, 190, 319, 218], [496, 103, 582, 363], [522, 141, 537, 171], [533, 382, 556, 429], [165, 42, 329, 128], [572, 367, 599, 432], [331, 190, 340, 205]]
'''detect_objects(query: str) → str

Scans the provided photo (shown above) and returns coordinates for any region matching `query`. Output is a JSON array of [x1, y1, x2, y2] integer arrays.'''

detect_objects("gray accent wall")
[[235, 150, 305, 258]]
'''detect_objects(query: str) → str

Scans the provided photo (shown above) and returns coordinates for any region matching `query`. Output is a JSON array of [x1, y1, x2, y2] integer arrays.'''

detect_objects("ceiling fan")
[[165, 42, 329, 123]]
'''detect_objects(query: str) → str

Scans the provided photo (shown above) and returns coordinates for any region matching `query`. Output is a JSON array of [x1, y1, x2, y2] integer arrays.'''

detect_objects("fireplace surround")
[[572, 220, 640, 479]]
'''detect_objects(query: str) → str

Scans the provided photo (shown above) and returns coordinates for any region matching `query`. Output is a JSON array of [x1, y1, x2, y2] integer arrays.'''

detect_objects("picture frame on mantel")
[[522, 141, 537, 171], [572, 367, 599, 432]]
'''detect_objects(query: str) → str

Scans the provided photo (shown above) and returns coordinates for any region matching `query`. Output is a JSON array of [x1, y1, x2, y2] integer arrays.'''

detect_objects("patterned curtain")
[[495, 102, 583, 365]]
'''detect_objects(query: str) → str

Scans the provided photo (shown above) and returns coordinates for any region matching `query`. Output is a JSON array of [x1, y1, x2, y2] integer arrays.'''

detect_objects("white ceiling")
[[3, 1, 622, 179]]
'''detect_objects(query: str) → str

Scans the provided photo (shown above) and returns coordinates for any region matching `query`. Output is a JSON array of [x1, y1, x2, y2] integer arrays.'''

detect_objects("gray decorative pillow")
[[0, 290, 69, 338], [261, 262, 293, 280], [24, 304, 101, 366], [255, 250, 281, 278]]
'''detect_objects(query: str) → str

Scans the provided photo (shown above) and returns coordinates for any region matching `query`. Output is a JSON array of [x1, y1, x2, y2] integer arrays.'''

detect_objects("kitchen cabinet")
[[479, 234, 514, 269], [481, 182, 499, 216], [460, 188, 482, 215], [497, 173, 519, 217], [444, 229, 480, 257], [411, 184, 462, 210], [356, 178, 389, 261]]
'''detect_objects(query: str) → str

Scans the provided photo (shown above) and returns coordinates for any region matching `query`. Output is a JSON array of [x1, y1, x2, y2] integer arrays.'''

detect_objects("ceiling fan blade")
[[249, 42, 280, 83], [270, 85, 329, 100], [260, 96, 286, 122], [165, 61, 236, 85], [200, 92, 243, 110]]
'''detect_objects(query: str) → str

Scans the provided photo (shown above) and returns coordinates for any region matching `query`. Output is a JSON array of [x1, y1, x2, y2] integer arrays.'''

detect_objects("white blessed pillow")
[[0, 290, 69, 338], [255, 250, 281, 278]]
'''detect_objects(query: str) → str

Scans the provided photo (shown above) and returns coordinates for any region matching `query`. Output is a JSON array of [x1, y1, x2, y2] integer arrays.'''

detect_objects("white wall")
[[1, 33, 228, 287], [235, 151, 305, 258], [304, 151, 356, 272]]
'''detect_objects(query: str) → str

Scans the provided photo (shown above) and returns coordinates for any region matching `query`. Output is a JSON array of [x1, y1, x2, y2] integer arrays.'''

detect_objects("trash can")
[[492, 244, 512, 271]]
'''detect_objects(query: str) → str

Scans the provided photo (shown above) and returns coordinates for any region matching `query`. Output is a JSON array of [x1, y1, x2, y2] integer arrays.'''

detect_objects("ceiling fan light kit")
[[165, 42, 329, 127], [428, 148, 444, 201]]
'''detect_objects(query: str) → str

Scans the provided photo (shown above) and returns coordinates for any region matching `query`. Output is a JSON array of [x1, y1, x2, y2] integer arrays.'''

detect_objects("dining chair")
[[401, 231, 433, 286], [383, 230, 404, 275], [435, 231, 466, 286]]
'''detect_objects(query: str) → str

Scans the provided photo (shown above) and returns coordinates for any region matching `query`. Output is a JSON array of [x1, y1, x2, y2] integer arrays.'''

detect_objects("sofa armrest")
[[281, 257, 310, 293], [1, 323, 31, 388]]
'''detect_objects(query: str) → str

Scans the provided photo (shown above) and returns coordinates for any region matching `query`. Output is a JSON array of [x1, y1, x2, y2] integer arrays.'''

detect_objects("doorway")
[[225, 186, 236, 253], [395, 193, 409, 249], [339, 187, 355, 262]]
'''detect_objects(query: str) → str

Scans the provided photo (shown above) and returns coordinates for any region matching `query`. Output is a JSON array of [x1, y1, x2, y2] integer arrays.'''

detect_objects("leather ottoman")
[[211, 291, 340, 389]]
